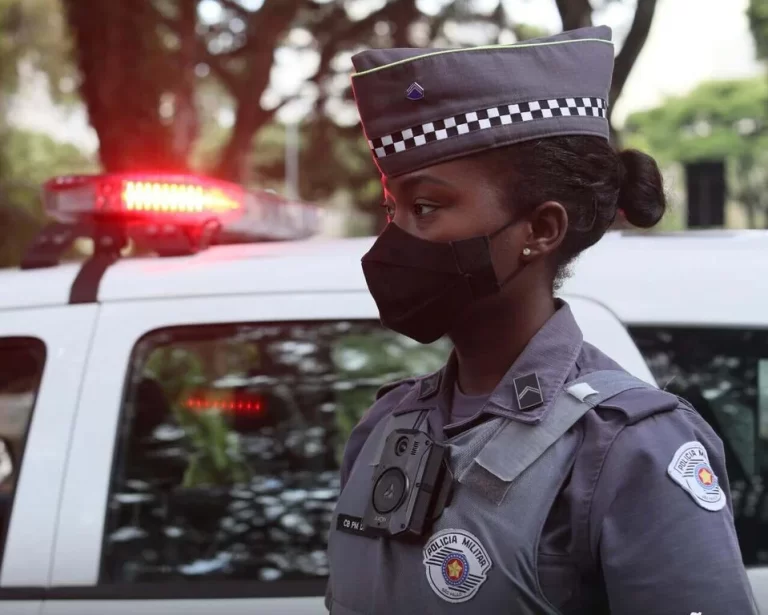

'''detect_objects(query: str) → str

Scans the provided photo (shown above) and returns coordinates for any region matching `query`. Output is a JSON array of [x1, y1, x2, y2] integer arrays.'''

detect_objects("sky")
[[611, 0, 764, 124], [7, 0, 765, 151]]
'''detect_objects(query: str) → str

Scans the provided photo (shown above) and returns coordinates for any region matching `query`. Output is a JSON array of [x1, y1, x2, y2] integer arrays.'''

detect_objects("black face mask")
[[361, 220, 521, 344]]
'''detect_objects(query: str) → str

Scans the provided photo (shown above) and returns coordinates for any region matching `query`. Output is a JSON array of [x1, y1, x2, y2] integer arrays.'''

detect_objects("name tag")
[[336, 513, 383, 539]]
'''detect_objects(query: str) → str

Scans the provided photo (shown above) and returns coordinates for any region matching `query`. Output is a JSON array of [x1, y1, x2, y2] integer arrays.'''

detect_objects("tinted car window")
[[0, 337, 46, 566], [101, 321, 450, 587]]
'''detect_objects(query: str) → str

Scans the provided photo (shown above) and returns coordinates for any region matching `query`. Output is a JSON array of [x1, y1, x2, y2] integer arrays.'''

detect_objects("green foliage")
[[0, 127, 96, 187], [0, 0, 85, 267], [623, 78, 768, 164], [0, 0, 76, 101], [331, 332, 451, 459], [0, 128, 96, 267], [143, 344, 252, 488], [623, 78, 768, 228], [143, 345, 207, 404], [178, 410, 251, 488]]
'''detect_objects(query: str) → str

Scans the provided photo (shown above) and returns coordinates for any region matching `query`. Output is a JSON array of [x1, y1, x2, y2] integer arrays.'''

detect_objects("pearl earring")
[[522, 248, 531, 256]]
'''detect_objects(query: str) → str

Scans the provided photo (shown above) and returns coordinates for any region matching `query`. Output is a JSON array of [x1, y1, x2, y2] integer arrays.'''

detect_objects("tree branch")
[[204, 50, 242, 92], [312, 0, 418, 84], [213, 0, 307, 180], [554, 0, 593, 30], [216, 0, 251, 17], [609, 0, 658, 118]]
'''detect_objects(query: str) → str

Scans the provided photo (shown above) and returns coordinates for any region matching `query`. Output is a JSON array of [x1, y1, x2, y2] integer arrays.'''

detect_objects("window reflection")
[[102, 321, 451, 585]]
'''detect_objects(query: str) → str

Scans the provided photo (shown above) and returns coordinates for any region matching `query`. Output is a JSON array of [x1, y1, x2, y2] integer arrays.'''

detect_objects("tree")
[[623, 78, 768, 227], [249, 0, 660, 228], [0, 128, 96, 267], [556, 0, 658, 135], [61, 1, 658, 193], [748, 0, 768, 61], [0, 0, 84, 267], [0, 0, 76, 108]]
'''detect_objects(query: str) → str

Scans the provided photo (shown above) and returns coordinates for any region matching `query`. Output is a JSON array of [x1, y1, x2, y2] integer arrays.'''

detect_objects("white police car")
[[0, 174, 765, 614]]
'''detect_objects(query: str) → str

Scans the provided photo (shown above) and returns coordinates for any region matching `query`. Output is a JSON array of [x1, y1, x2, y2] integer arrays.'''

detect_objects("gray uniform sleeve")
[[592, 404, 758, 615]]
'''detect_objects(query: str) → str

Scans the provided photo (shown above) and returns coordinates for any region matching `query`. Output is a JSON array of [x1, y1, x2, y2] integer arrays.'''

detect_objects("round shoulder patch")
[[423, 528, 492, 603], [667, 441, 726, 512]]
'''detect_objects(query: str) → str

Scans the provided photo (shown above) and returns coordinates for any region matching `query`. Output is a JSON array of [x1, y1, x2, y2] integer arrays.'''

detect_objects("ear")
[[520, 201, 568, 259]]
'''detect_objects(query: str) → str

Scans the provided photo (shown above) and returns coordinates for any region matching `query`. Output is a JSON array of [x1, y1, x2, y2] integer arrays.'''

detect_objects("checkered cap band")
[[368, 96, 608, 159]]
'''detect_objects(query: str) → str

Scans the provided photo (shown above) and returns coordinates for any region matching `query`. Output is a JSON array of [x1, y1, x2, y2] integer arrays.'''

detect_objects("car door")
[[0, 305, 98, 615], [44, 291, 650, 615]]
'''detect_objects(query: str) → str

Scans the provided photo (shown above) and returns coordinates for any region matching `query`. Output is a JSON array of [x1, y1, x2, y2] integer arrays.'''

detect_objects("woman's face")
[[382, 157, 514, 243], [383, 156, 567, 286]]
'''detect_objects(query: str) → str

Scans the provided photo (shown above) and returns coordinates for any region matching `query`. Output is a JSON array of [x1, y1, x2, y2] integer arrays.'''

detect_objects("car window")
[[101, 321, 451, 587], [0, 337, 46, 567], [629, 326, 768, 567]]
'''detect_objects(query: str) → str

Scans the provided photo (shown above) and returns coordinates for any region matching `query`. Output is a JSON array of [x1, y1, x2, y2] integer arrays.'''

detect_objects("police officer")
[[326, 26, 757, 615]]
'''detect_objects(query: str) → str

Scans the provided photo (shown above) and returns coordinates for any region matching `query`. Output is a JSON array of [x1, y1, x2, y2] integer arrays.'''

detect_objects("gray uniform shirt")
[[327, 302, 756, 614], [449, 384, 488, 427]]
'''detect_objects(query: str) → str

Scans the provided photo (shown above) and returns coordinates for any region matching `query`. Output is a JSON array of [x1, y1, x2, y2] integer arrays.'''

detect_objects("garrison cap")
[[351, 26, 615, 178]]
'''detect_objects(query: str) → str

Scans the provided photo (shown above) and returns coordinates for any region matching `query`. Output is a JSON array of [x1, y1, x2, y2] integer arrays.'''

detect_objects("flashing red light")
[[122, 180, 242, 215], [40, 173, 321, 248], [183, 394, 265, 416], [44, 173, 245, 222]]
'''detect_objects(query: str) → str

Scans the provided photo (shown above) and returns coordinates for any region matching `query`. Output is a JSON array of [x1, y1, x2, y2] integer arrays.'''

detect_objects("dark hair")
[[475, 136, 666, 288]]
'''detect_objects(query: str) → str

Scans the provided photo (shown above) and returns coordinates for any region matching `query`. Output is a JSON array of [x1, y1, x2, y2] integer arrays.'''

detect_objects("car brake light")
[[183, 394, 265, 416]]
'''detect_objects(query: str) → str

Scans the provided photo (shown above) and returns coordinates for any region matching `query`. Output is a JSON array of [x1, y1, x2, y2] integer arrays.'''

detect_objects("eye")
[[381, 201, 395, 221], [413, 201, 438, 217]]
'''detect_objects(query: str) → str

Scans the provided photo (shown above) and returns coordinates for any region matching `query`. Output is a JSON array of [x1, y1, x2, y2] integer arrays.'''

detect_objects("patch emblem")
[[423, 529, 491, 603], [667, 441, 726, 512]]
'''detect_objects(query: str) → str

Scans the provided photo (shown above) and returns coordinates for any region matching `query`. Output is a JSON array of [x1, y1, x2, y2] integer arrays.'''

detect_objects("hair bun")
[[617, 149, 666, 228]]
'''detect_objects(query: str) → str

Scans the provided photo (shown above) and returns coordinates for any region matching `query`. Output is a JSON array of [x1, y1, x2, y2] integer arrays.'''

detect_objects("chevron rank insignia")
[[513, 372, 543, 411]]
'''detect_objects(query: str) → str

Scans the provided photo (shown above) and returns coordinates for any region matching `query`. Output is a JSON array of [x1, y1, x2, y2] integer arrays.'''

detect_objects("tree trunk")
[[63, 0, 192, 173], [555, 0, 658, 142], [211, 0, 306, 183], [214, 105, 276, 182], [172, 0, 201, 163], [554, 0, 593, 31], [609, 0, 658, 126]]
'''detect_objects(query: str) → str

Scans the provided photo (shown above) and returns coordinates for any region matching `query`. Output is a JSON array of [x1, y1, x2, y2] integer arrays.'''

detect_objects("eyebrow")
[[383, 173, 456, 194]]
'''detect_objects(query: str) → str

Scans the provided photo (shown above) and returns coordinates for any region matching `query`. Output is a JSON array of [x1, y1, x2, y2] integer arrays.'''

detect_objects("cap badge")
[[405, 82, 425, 101]]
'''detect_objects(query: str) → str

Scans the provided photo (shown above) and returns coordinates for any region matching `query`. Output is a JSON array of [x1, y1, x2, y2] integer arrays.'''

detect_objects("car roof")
[[1, 230, 766, 327], [564, 230, 768, 326]]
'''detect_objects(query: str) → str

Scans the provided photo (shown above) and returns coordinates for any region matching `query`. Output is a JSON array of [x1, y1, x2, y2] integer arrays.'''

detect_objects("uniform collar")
[[396, 300, 584, 425]]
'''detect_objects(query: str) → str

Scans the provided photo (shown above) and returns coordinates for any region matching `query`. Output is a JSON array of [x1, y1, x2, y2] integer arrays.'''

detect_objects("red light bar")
[[40, 173, 322, 252], [44, 173, 245, 222], [183, 394, 265, 416]]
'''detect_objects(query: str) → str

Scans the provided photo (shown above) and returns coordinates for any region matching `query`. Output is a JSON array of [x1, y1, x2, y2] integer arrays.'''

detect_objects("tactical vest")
[[327, 370, 675, 615]]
